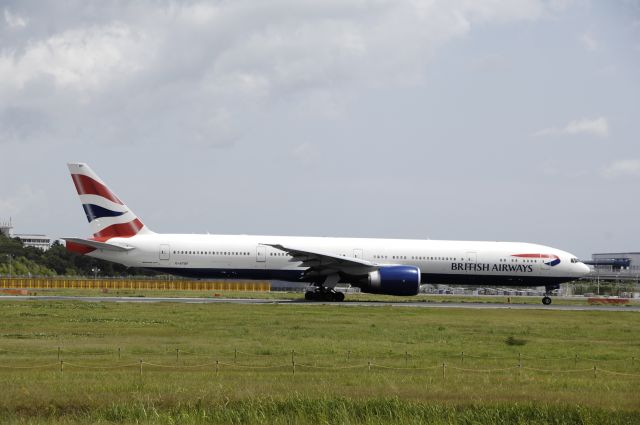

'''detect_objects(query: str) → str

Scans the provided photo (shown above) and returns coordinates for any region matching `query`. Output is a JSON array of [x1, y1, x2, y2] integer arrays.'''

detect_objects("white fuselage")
[[86, 233, 590, 288]]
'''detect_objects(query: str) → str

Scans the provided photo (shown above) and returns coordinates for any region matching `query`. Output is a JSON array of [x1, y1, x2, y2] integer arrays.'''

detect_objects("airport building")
[[590, 252, 640, 272], [0, 220, 51, 251], [13, 234, 52, 251]]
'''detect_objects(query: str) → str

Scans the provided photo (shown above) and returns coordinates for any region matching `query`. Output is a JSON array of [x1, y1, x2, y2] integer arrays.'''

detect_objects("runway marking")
[[0, 295, 639, 311]]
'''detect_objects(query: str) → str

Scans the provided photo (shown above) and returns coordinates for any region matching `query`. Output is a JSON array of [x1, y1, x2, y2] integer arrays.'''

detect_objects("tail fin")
[[67, 163, 153, 239]]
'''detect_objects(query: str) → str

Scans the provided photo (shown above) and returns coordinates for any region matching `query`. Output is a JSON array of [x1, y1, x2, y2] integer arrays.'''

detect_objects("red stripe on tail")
[[65, 241, 96, 255], [71, 174, 123, 205], [94, 218, 144, 239]]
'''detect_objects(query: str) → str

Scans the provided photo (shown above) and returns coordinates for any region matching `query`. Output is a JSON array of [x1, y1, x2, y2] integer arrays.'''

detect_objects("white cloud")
[[4, 9, 27, 29], [579, 32, 599, 51], [601, 159, 640, 179], [565, 117, 608, 136], [0, 0, 569, 147], [533, 116, 609, 138], [0, 23, 150, 93], [291, 142, 322, 165]]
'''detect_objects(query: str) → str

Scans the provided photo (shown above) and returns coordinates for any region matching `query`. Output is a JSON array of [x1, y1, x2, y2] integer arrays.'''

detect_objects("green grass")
[[0, 301, 639, 424]]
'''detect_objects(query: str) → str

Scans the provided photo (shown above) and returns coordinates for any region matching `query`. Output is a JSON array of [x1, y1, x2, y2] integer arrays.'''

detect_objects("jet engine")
[[364, 265, 421, 296]]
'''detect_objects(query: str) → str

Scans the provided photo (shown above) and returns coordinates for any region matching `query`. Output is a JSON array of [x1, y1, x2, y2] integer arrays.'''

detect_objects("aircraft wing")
[[63, 238, 134, 252], [262, 243, 378, 279]]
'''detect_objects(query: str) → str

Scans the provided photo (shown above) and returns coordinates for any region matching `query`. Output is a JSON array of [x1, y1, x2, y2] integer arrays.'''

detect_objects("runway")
[[1, 295, 639, 311]]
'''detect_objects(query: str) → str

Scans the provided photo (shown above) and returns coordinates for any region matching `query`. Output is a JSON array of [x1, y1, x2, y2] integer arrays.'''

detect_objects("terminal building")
[[0, 219, 51, 251]]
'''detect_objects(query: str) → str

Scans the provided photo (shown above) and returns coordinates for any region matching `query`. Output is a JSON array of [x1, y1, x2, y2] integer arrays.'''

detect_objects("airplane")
[[64, 163, 590, 305]]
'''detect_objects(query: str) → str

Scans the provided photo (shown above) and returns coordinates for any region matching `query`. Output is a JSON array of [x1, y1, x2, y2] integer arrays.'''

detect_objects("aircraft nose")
[[580, 263, 591, 275]]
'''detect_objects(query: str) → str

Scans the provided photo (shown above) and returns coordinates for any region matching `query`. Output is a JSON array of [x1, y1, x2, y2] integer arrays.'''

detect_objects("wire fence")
[[0, 347, 639, 379], [1, 347, 636, 363], [1, 360, 638, 381]]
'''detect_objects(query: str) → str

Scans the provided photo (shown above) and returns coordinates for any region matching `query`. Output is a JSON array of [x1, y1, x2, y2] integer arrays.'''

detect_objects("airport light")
[[92, 267, 100, 280]]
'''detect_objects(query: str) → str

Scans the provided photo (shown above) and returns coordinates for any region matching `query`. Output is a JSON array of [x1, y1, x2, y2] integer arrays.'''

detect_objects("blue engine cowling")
[[365, 266, 421, 296]]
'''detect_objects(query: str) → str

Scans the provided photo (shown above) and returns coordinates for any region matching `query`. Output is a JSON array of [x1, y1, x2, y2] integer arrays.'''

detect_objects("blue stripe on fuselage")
[[546, 258, 561, 267], [82, 204, 126, 222]]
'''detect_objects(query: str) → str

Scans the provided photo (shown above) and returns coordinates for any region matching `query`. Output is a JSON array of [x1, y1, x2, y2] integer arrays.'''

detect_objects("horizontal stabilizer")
[[63, 238, 134, 252]]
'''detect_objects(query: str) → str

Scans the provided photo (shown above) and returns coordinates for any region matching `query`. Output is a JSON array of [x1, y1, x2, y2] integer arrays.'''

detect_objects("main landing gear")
[[304, 286, 345, 302], [541, 284, 560, 305]]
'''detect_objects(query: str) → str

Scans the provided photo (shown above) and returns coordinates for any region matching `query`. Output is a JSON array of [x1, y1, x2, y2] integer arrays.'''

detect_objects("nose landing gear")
[[541, 284, 559, 305]]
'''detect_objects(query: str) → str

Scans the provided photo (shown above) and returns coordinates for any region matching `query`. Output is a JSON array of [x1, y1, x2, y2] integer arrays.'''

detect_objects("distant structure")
[[13, 234, 52, 251], [0, 218, 51, 251], [589, 252, 639, 272], [0, 219, 12, 237]]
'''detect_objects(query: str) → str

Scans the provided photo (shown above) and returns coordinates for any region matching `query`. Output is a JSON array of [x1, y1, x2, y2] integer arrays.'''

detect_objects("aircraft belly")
[[422, 273, 577, 287]]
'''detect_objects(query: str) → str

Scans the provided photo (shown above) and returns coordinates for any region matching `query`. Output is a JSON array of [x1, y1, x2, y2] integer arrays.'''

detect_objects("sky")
[[0, 0, 639, 259]]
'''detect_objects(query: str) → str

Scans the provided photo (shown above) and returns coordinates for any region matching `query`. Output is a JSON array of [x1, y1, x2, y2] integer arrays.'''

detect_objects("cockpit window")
[[570, 258, 579, 263]]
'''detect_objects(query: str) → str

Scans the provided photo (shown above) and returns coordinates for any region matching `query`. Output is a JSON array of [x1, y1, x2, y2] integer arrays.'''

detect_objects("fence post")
[[292, 361, 296, 376], [461, 351, 464, 365], [575, 354, 578, 367], [139, 359, 143, 377], [216, 360, 219, 376], [291, 350, 295, 365], [118, 347, 121, 360], [405, 351, 408, 367], [442, 362, 446, 380], [59, 360, 63, 375], [234, 348, 237, 364], [593, 365, 597, 378], [57, 346, 61, 361], [176, 348, 179, 364], [518, 352, 521, 367], [368, 361, 371, 372], [347, 350, 351, 362]]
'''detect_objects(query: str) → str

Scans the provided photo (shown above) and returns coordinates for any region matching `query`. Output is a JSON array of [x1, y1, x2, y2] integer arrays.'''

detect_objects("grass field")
[[18, 287, 640, 306], [0, 300, 639, 424]]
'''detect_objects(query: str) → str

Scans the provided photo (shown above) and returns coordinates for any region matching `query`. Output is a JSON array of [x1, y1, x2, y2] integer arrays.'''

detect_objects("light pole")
[[92, 267, 100, 280]]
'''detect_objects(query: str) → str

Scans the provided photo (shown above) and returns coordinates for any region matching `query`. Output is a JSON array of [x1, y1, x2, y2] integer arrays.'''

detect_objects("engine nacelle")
[[365, 265, 421, 296]]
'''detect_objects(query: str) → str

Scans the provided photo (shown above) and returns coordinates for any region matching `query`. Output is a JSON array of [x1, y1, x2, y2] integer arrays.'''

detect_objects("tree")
[[1, 234, 158, 277]]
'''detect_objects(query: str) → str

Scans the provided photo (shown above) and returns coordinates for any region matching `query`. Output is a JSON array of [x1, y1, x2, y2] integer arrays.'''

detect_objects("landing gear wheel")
[[304, 286, 345, 302], [542, 284, 558, 305]]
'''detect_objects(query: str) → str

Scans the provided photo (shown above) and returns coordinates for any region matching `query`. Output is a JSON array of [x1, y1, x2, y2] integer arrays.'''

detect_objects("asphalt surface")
[[1, 295, 639, 311]]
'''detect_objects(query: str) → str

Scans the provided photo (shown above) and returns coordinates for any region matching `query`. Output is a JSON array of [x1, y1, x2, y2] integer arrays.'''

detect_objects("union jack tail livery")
[[68, 163, 153, 240]]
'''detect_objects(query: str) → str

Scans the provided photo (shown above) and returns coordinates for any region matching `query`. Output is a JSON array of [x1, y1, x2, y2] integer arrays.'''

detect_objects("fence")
[[0, 347, 638, 379], [0, 277, 271, 292]]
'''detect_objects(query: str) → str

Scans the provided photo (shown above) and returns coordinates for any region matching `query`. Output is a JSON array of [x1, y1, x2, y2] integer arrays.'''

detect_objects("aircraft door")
[[256, 246, 266, 263], [466, 252, 477, 263], [464, 251, 477, 285], [159, 244, 170, 261]]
